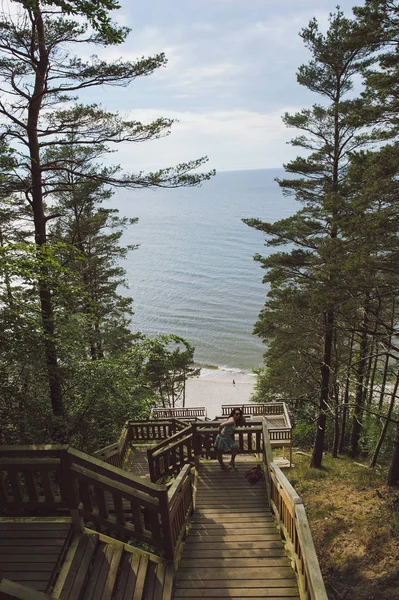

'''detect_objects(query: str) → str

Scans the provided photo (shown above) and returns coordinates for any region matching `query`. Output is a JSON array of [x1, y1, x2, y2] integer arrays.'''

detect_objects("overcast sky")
[[84, 0, 362, 173]]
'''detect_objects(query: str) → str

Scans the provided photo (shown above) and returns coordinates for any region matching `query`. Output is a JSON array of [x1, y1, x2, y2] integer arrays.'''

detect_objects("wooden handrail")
[[0, 443, 190, 562], [147, 426, 194, 482], [262, 422, 328, 600]]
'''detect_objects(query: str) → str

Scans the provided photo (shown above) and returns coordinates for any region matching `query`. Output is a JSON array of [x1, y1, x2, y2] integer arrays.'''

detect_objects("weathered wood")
[[113, 553, 140, 600], [151, 407, 206, 421], [132, 554, 148, 600], [59, 534, 99, 600], [0, 577, 55, 599]]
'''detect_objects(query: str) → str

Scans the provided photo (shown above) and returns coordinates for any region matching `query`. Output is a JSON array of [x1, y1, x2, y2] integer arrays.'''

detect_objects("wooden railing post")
[[191, 423, 201, 470], [158, 488, 175, 561], [62, 449, 84, 533]]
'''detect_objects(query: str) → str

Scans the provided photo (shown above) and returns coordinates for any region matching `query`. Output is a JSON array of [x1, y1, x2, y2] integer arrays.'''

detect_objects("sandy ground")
[[185, 369, 256, 419]]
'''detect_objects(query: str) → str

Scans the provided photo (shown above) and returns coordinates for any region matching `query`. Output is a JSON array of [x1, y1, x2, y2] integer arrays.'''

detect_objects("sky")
[[9, 0, 366, 174]]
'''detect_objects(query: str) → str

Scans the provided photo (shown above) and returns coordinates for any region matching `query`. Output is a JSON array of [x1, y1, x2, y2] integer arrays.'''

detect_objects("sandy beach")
[[184, 369, 256, 419]]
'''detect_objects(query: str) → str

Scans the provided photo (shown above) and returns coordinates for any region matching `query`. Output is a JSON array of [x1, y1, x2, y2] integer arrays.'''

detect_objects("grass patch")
[[286, 452, 399, 600]]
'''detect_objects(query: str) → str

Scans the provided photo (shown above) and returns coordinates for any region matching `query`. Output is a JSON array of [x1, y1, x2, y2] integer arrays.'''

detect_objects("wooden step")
[[83, 542, 123, 600], [173, 460, 299, 600], [59, 534, 99, 600]]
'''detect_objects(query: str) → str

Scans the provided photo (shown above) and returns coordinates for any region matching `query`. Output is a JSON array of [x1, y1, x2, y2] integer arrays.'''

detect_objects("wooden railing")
[[93, 422, 131, 468], [192, 421, 263, 461], [221, 402, 288, 416], [167, 464, 195, 559], [147, 425, 194, 482], [93, 419, 188, 468], [128, 419, 185, 443], [0, 445, 70, 511], [0, 444, 193, 561], [262, 421, 328, 600], [151, 407, 207, 421]]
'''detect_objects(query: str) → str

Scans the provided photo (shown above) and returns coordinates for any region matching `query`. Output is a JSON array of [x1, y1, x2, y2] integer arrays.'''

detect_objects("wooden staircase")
[[52, 531, 174, 600], [174, 461, 299, 599]]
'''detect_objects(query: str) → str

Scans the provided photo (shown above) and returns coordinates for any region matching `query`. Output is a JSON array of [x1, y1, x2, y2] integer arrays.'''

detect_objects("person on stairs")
[[214, 408, 245, 470]]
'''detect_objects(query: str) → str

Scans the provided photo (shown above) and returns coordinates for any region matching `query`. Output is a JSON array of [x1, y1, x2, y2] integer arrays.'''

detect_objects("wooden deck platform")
[[0, 518, 72, 593], [173, 461, 299, 599]]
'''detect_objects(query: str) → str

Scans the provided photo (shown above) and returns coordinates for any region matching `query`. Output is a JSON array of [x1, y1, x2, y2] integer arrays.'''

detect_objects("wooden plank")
[[185, 534, 280, 542], [101, 544, 123, 600], [0, 562, 55, 571], [59, 534, 98, 600], [0, 530, 69, 539], [188, 523, 277, 530], [83, 542, 107, 600], [152, 561, 167, 600], [184, 540, 282, 550], [1, 572, 53, 582], [142, 559, 157, 600], [181, 549, 286, 559], [176, 567, 296, 581], [173, 593, 299, 599], [113, 552, 140, 600], [178, 558, 292, 568], [175, 579, 297, 589], [191, 514, 273, 523], [0, 539, 67, 547], [0, 577, 54, 599], [132, 554, 148, 600], [0, 523, 71, 531], [161, 562, 175, 600]]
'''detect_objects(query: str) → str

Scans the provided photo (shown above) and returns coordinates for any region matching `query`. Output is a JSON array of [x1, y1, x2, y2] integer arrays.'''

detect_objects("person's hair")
[[230, 407, 245, 425]]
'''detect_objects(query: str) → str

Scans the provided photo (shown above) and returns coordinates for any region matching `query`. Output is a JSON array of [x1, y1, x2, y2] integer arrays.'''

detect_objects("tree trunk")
[[370, 367, 399, 467], [0, 229, 14, 308], [311, 307, 334, 468], [27, 10, 63, 416], [332, 378, 340, 458], [378, 300, 395, 411], [367, 345, 379, 406], [339, 329, 355, 454], [387, 417, 399, 486], [349, 304, 369, 458]]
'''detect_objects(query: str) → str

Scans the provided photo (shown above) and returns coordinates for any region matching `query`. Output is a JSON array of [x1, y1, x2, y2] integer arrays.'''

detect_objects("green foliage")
[[131, 334, 200, 409], [292, 420, 315, 448]]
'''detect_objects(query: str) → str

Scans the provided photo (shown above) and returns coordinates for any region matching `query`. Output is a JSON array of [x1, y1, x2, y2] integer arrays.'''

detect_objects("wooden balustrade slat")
[[40, 470, 55, 503], [113, 493, 126, 525], [130, 499, 144, 535], [8, 470, 23, 503], [0, 472, 8, 502], [94, 485, 108, 519], [78, 480, 93, 513], [23, 470, 39, 502]]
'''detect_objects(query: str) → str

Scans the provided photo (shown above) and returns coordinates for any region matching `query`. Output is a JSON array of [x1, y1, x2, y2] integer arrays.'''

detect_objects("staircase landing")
[[174, 460, 299, 599]]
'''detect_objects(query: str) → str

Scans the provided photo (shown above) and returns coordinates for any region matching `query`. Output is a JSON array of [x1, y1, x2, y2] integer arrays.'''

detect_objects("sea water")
[[112, 169, 297, 371]]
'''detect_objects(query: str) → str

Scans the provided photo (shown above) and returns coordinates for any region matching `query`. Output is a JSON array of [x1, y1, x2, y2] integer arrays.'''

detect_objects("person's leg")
[[229, 447, 238, 468], [217, 450, 231, 470]]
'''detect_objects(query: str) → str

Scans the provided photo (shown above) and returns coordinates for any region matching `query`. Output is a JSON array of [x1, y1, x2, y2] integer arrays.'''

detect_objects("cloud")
[[111, 107, 301, 173]]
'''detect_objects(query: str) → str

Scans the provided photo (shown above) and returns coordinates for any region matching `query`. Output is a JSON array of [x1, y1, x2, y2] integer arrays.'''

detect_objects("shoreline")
[[185, 368, 257, 419]]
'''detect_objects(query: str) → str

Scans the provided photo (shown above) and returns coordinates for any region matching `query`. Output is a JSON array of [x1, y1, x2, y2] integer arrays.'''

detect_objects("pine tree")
[[245, 10, 373, 467], [0, 1, 213, 416]]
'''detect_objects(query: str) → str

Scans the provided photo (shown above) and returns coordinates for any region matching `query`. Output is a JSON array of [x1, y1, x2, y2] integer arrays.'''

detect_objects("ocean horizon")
[[112, 168, 297, 370]]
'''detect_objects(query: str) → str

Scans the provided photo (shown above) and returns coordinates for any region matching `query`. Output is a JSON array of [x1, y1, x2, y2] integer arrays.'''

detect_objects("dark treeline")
[[0, 0, 210, 451], [246, 1, 399, 485]]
